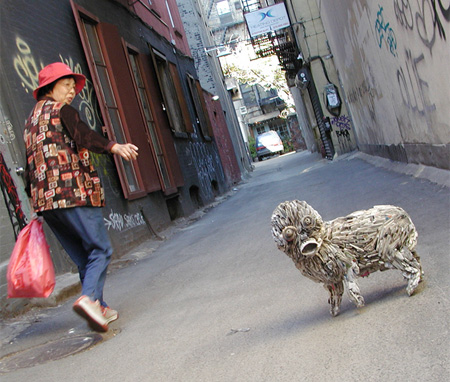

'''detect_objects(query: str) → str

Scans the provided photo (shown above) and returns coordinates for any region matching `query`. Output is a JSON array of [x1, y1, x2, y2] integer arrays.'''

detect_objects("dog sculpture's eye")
[[282, 226, 297, 242], [301, 215, 316, 230]]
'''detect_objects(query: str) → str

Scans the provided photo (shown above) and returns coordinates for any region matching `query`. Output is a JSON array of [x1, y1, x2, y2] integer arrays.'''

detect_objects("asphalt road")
[[1, 151, 449, 381]]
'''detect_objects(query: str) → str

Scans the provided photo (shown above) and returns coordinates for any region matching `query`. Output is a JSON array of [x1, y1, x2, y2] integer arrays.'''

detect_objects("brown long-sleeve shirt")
[[58, 101, 116, 153]]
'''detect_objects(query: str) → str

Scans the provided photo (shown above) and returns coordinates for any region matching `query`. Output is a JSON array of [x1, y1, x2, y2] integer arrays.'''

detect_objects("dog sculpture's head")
[[271, 200, 324, 258]]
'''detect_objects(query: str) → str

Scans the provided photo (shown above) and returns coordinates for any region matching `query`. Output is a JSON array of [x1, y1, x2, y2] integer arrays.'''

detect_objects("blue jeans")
[[42, 207, 113, 307]]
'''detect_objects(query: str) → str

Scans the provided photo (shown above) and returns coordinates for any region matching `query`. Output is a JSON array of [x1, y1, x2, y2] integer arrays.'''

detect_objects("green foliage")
[[223, 61, 294, 108], [282, 138, 294, 154], [248, 136, 256, 159]]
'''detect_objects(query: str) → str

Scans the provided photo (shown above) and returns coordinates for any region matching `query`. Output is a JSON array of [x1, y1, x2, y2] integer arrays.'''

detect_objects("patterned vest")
[[24, 100, 105, 212]]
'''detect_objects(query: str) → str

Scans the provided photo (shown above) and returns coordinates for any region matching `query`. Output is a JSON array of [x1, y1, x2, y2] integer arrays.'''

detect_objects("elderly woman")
[[24, 62, 138, 332]]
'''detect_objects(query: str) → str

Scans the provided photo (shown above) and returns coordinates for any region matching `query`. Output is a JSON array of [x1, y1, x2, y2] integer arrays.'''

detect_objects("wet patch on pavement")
[[0, 328, 120, 374]]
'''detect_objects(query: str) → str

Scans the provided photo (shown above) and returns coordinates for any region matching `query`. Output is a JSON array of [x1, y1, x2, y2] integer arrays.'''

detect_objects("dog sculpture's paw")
[[355, 295, 365, 308], [406, 276, 421, 296], [330, 305, 340, 317]]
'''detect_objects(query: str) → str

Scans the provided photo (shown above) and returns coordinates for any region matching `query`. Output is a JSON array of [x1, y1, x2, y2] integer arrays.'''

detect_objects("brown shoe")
[[73, 295, 108, 332]]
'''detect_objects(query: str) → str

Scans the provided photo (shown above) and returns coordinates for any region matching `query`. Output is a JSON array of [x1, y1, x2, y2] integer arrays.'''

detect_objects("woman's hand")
[[110, 143, 139, 161]]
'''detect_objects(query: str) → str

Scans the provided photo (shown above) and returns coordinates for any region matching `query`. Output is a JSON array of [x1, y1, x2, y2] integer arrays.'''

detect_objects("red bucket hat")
[[33, 62, 86, 100]]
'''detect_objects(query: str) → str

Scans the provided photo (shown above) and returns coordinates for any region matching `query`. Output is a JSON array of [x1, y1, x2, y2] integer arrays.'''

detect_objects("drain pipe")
[[140, 207, 164, 241]]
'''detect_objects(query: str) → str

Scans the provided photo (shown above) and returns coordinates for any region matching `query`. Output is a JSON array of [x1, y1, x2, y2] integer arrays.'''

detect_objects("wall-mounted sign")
[[244, 3, 290, 38]]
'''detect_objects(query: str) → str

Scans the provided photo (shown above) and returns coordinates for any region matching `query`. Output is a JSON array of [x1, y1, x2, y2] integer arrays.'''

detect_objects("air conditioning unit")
[[239, 106, 247, 115]]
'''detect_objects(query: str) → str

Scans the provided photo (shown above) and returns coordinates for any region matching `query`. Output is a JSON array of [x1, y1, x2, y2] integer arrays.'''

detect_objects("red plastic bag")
[[7, 218, 55, 298]]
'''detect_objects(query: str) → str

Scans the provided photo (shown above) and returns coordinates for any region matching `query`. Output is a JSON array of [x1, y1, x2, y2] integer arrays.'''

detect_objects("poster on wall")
[[244, 3, 290, 38]]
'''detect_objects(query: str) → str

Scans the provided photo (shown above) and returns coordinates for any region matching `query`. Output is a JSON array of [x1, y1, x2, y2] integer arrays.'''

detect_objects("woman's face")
[[47, 77, 76, 104]]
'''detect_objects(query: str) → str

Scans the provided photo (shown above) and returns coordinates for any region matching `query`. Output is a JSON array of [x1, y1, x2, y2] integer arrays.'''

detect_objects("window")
[[256, 126, 266, 135], [274, 121, 289, 140], [149, 49, 192, 134]]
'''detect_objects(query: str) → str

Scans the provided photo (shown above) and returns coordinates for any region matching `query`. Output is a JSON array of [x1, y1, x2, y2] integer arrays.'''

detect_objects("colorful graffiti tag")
[[375, 6, 398, 56]]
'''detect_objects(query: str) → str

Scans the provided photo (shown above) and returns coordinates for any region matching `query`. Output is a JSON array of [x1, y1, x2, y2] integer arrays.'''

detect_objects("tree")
[[222, 58, 294, 109]]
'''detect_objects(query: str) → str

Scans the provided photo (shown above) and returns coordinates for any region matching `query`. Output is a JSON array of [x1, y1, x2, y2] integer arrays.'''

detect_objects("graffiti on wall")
[[58, 55, 100, 131], [375, 6, 398, 56], [391, 1, 448, 121], [393, 0, 448, 54], [331, 115, 353, 152], [369, 2, 449, 124], [346, 77, 379, 123], [0, 120, 15, 145], [187, 142, 222, 200], [13, 37, 42, 95], [397, 48, 436, 117], [331, 115, 352, 132], [104, 209, 146, 231], [13, 37, 99, 130]]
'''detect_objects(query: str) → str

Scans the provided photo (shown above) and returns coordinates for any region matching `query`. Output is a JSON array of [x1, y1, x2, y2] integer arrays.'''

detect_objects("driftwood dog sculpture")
[[271, 200, 423, 316]]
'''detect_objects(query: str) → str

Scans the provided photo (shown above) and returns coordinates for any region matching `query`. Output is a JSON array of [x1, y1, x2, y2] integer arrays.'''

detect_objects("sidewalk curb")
[[335, 151, 450, 189], [29, 273, 81, 308]]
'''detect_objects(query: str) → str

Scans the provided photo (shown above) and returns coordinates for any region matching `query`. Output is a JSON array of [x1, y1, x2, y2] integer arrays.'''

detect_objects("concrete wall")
[[317, 0, 450, 169], [286, 0, 358, 156]]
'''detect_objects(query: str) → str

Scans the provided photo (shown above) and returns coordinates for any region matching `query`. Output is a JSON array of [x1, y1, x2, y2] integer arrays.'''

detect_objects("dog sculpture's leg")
[[390, 248, 422, 296], [326, 282, 344, 317], [344, 261, 365, 308]]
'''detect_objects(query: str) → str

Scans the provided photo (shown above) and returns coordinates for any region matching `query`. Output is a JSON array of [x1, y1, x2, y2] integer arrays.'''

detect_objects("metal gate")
[[0, 152, 27, 238]]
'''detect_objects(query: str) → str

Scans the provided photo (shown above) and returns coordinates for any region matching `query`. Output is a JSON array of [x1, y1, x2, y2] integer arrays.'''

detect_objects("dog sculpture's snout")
[[300, 239, 319, 257], [282, 226, 297, 242]]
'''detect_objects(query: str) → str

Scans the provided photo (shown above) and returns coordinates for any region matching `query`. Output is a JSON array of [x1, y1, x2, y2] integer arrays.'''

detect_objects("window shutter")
[[168, 63, 193, 133], [138, 53, 184, 189]]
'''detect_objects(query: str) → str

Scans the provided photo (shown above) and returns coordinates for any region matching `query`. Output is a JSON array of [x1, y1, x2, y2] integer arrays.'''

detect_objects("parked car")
[[255, 131, 284, 161]]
